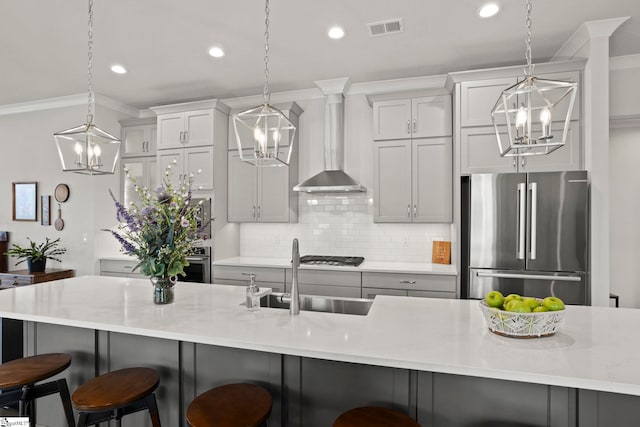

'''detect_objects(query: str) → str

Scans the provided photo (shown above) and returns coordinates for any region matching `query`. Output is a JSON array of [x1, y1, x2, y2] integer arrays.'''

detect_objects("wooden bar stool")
[[0, 352, 75, 427], [71, 367, 161, 427], [186, 383, 272, 427], [334, 406, 421, 427]]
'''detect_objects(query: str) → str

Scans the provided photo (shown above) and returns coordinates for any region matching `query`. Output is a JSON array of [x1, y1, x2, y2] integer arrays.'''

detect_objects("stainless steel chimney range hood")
[[294, 78, 366, 193]]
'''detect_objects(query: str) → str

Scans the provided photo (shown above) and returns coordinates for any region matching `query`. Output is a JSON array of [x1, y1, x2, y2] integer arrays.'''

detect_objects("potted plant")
[[4, 237, 67, 273]]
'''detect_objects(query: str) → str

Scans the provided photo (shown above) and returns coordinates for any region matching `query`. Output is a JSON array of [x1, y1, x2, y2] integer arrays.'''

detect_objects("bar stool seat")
[[0, 353, 75, 427], [334, 406, 421, 427], [186, 383, 272, 427], [72, 367, 161, 427]]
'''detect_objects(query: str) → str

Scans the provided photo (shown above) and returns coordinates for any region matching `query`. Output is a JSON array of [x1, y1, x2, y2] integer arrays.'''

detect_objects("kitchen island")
[[0, 276, 638, 426]]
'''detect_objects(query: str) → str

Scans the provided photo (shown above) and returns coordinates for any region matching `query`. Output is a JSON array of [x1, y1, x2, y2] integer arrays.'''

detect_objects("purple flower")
[[180, 216, 190, 228], [109, 230, 136, 254], [109, 190, 138, 232]]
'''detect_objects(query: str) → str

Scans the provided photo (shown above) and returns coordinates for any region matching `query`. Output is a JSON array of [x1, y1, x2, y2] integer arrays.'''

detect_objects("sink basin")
[[260, 292, 373, 316]]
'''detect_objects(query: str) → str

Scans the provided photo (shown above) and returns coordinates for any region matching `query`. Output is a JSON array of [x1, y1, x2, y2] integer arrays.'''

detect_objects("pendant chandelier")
[[232, 0, 296, 167], [54, 0, 121, 175], [490, 0, 577, 157]]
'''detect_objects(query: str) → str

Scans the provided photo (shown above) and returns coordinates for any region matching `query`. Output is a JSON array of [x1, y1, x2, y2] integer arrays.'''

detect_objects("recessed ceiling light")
[[478, 2, 501, 18], [328, 26, 345, 39], [110, 64, 127, 74], [208, 46, 225, 58]]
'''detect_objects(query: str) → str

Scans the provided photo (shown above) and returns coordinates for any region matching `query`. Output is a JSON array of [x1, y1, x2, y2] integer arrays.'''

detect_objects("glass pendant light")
[[232, 0, 296, 167], [490, 0, 577, 157], [54, 0, 121, 175]]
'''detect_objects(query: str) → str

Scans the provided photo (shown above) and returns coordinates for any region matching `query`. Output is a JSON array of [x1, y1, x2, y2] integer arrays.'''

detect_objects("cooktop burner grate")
[[299, 255, 365, 267]]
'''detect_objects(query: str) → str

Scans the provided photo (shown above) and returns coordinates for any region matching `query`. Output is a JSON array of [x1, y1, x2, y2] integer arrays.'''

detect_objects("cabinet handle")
[[521, 157, 525, 168], [257, 206, 261, 219], [407, 120, 411, 134], [252, 206, 256, 219], [184, 131, 189, 144], [179, 131, 184, 143], [413, 118, 417, 133], [407, 204, 411, 218], [399, 280, 416, 284], [413, 204, 417, 217], [144, 141, 148, 152], [513, 158, 517, 168]]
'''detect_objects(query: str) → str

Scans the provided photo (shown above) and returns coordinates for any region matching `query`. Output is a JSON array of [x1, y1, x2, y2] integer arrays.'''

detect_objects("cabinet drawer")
[[362, 272, 455, 292], [285, 269, 361, 287], [299, 284, 361, 298], [407, 290, 456, 299], [213, 266, 285, 284], [100, 259, 139, 274]]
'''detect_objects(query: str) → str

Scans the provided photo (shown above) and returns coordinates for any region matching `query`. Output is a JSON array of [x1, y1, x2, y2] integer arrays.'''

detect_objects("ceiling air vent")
[[367, 18, 403, 37]]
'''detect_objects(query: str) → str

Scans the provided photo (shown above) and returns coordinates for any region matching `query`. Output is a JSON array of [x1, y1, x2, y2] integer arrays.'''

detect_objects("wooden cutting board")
[[432, 241, 451, 265]]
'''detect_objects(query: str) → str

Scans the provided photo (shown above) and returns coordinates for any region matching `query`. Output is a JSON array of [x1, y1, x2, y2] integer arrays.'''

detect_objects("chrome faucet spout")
[[290, 238, 301, 315]]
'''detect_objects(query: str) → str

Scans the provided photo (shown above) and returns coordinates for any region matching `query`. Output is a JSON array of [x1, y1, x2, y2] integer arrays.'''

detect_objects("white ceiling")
[[1, 0, 639, 109]]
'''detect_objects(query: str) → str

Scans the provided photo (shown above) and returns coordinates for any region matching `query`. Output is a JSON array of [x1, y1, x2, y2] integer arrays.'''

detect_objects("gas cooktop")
[[299, 255, 365, 267]]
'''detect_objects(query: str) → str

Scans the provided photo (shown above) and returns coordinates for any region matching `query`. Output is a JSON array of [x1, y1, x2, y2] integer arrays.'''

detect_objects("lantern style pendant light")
[[490, 0, 577, 157], [232, 0, 296, 167], [54, 0, 121, 175]]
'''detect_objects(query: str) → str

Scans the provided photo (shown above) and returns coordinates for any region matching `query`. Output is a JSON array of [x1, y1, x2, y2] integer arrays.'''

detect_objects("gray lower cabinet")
[[285, 269, 361, 298], [213, 265, 285, 293], [99, 258, 147, 279], [362, 272, 456, 299]]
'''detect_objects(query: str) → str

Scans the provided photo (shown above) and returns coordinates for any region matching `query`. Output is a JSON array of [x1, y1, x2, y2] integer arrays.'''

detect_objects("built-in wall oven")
[[183, 246, 211, 283], [183, 198, 212, 283]]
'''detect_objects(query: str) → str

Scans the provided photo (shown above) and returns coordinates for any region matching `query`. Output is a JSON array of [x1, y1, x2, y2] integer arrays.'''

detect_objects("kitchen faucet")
[[290, 238, 301, 315]]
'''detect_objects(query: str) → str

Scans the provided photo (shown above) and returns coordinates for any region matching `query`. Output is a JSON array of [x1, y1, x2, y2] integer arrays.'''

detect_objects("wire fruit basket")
[[479, 300, 565, 338]]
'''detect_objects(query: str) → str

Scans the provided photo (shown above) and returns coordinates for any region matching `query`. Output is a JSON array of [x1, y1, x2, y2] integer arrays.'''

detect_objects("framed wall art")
[[12, 182, 37, 222], [41, 195, 51, 226]]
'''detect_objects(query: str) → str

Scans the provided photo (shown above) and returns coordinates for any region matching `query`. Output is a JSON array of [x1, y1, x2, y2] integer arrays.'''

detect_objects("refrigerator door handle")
[[517, 183, 526, 259], [529, 182, 537, 260], [475, 271, 582, 282]]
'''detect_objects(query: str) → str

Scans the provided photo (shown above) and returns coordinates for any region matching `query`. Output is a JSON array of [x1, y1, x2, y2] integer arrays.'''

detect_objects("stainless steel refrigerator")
[[466, 171, 589, 305]]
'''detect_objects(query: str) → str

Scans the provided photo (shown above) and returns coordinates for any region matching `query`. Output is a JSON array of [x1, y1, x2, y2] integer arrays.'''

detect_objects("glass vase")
[[150, 276, 177, 305]]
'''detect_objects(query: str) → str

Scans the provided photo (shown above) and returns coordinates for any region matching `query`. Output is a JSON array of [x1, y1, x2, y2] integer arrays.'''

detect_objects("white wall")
[[0, 104, 130, 275]]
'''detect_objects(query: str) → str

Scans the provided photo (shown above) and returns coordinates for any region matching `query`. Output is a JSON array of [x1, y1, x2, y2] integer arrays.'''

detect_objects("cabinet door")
[[460, 77, 517, 127], [362, 287, 408, 299], [412, 137, 452, 223], [407, 290, 456, 299], [122, 157, 155, 207], [122, 125, 147, 155], [298, 283, 361, 298], [184, 110, 214, 147], [158, 113, 185, 149], [519, 121, 582, 172], [185, 146, 214, 191], [373, 140, 412, 222], [258, 165, 290, 222], [373, 99, 411, 140], [460, 126, 517, 174], [157, 148, 183, 189], [228, 150, 258, 222], [412, 95, 452, 138]]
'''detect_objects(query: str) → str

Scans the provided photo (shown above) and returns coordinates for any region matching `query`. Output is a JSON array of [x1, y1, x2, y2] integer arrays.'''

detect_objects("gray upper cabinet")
[[121, 119, 157, 156], [228, 150, 291, 222], [372, 93, 453, 223], [227, 102, 301, 223], [460, 77, 517, 127], [460, 126, 517, 174], [157, 109, 214, 149], [374, 137, 453, 223], [120, 118, 158, 206], [373, 95, 452, 140]]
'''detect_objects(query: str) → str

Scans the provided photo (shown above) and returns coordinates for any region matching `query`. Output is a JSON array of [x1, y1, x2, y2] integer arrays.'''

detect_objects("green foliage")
[[106, 160, 207, 279], [4, 237, 66, 265]]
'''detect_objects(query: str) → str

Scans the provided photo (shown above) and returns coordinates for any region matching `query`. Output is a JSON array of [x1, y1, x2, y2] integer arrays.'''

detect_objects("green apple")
[[484, 291, 505, 308], [504, 300, 532, 313], [503, 293, 522, 306], [523, 297, 541, 310], [542, 296, 565, 311], [532, 305, 549, 313]]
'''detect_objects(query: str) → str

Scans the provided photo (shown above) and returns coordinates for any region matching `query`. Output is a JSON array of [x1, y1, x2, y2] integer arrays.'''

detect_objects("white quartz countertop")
[[213, 256, 457, 275], [0, 276, 638, 396]]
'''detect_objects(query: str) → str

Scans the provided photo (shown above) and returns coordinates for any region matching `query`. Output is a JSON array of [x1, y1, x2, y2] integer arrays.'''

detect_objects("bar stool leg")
[[77, 412, 88, 427], [56, 379, 76, 427], [146, 394, 161, 427]]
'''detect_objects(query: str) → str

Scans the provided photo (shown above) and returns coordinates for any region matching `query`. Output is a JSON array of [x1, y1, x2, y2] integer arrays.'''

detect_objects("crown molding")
[[222, 88, 323, 110], [552, 17, 630, 61], [610, 114, 640, 129], [0, 92, 139, 118], [610, 54, 640, 71]]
